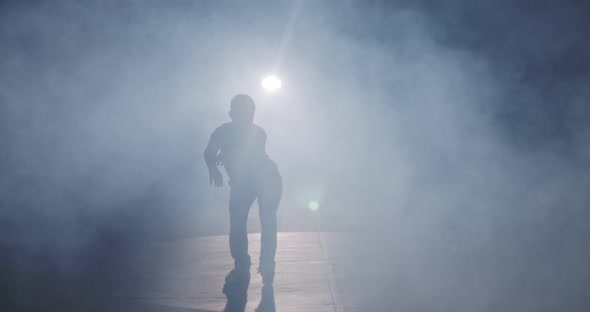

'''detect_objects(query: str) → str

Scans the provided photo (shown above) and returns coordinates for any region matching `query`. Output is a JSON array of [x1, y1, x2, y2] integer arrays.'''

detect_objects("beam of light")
[[261, 75, 282, 92], [273, 0, 303, 70]]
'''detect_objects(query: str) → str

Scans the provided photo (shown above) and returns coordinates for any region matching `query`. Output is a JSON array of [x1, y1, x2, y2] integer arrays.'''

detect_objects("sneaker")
[[257, 263, 275, 285], [222, 272, 249, 311]]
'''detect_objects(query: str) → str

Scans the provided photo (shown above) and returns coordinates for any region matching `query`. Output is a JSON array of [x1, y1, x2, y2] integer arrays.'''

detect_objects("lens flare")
[[308, 201, 319, 211]]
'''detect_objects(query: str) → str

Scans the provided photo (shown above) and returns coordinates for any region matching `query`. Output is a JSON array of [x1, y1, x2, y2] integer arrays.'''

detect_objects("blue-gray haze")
[[1, 1, 589, 311]]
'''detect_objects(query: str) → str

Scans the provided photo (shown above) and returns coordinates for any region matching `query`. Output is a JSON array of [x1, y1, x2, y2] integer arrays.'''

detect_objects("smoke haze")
[[1, 1, 589, 311]]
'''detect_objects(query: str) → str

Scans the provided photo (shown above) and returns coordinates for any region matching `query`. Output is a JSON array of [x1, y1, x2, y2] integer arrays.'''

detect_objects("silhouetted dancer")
[[205, 94, 283, 287]]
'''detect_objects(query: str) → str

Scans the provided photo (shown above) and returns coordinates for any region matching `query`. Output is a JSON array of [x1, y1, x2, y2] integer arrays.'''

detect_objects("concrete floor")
[[11, 199, 585, 312], [95, 232, 343, 312]]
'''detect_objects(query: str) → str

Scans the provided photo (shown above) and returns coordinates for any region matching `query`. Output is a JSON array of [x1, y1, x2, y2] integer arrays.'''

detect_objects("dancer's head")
[[229, 94, 255, 124]]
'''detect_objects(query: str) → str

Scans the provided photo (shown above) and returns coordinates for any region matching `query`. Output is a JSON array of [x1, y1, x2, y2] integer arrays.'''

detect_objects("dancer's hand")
[[209, 167, 223, 187], [216, 153, 224, 167]]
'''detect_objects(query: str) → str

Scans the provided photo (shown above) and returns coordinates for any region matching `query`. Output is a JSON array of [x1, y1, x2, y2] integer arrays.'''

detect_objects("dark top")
[[205, 122, 278, 181]]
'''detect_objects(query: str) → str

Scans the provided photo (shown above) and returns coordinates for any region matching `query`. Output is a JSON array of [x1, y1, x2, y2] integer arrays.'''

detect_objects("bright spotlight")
[[261, 75, 281, 92]]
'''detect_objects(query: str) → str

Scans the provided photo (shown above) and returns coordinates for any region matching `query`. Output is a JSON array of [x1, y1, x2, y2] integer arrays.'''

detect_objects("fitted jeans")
[[228, 167, 282, 271]]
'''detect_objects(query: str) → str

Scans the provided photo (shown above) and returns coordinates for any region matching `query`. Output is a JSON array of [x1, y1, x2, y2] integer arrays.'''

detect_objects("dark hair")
[[230, 94, 255, 113]]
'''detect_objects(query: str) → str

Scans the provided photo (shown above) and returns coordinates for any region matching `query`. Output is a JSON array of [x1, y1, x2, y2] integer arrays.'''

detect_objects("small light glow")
[[308, 201, 319, 211], [261, 75, 282, 92]]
